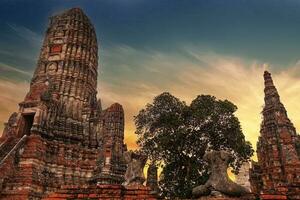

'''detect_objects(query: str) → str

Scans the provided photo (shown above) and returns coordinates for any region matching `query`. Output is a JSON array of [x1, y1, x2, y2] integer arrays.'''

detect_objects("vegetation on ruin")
[[134, 92, 254, 198]]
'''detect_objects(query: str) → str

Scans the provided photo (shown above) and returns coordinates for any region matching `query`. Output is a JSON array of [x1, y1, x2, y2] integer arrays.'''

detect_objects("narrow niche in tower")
[[50, 44, 63, 54], [22, 113, 35, 136]]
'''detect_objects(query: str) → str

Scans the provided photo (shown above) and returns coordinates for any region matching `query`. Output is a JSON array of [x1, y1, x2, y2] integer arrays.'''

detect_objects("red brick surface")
[[260, 194, 287, 200], [43, 184, 157, 200], [250, 71, 300, 199], [196, 194, 256, 200]]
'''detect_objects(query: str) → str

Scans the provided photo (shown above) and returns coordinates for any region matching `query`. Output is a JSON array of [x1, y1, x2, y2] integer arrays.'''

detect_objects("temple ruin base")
[[259, 194, 287, 200], [43, 184, 157, 200], [196, 193, 256, 200]]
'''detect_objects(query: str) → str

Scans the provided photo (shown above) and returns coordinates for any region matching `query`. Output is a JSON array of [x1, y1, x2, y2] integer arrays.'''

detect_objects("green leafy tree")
[[134, 92, 253, 198]]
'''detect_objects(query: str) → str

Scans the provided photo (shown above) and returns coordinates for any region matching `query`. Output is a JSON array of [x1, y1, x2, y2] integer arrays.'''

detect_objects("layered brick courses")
[[43, 184, 156, 200], [0, 8, 136, 199], [250, 71, 300, 199]]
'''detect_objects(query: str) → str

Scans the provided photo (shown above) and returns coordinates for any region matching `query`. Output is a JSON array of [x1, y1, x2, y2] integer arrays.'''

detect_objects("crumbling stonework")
[[250, 71, 300, 199], [92, 103, 127, 185], [235, 162, 251, 191], [196, 196, 256, 200], [43, 184, 157, 200], [249, 160, 263, 195], [192, 151, 250, 198], [0, 8, 154, 200], [124, 150, 147, 186], [146, 163, 159, 194]]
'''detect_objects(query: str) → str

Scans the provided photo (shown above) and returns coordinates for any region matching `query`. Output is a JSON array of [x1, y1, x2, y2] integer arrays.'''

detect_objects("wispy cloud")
[[1, 45, 300, 153], [0, 49, 15, 57], [0, 79, 28, 128], [0, 62, 32, 76], [99, 45, 300, 151], [7, 23, 42, 46]]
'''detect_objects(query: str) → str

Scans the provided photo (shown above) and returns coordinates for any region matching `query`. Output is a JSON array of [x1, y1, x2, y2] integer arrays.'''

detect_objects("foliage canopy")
[[134, 92, 253, 198]]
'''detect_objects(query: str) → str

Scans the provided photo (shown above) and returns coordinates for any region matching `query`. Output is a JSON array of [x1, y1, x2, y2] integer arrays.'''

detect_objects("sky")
[[2, 0, 300, 155]]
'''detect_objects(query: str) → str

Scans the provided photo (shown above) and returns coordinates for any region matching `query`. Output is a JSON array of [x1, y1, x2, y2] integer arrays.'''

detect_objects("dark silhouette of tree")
[[134, 92, 253, 198]]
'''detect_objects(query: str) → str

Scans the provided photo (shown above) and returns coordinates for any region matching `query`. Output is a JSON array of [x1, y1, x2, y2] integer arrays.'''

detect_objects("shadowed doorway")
[[22, 114, 35, 136]]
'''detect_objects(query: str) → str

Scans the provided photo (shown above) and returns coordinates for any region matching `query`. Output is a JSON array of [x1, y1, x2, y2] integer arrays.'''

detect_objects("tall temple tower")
[[0, 8, 127, 199], [27, 7, 99, 145], [250, 71, 300, 199]]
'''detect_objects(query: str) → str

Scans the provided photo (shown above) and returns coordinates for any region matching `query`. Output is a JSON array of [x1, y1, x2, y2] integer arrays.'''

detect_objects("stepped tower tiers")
[[0, 8, 126, 199], [250, 71, 300, 199], [27, 7, 99, 145], [92, 103, 127, 184]]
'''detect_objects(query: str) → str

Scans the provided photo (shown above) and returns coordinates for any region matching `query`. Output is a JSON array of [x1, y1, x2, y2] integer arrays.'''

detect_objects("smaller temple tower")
[[250, 71, 300, 199], [92, 103, 127, 184]]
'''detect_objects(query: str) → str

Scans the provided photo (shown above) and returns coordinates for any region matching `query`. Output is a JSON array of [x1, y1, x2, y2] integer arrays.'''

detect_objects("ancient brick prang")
[[27, 7, 100, 145], [92, 103, 127, 185], [0, 8, 135, 200], [250, 71, 300, 199]]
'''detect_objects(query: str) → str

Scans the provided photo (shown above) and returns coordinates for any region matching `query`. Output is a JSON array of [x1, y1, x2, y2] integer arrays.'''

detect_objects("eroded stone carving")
[[124, 150, 147, 186], [192, 150, 250, 198], [146, 163, 159, 194], [235, 162, 251, 191], [2, 112, 18, 138]]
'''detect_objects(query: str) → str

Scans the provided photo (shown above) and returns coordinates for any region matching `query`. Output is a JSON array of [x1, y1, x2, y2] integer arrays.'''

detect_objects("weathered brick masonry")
[[0, 8, 155, 200], [250, 71, 300, 199]]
